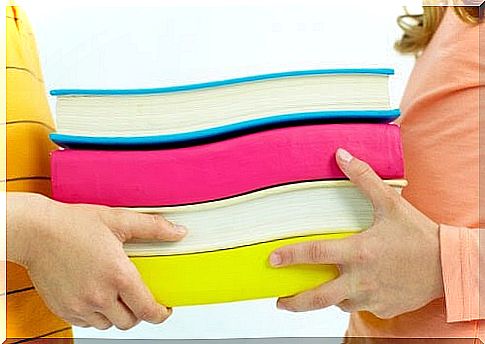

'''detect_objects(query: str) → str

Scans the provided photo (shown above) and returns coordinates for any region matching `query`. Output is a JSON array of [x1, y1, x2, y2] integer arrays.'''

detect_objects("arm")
[[440, 225, 483, 322], [7, 192, 187, 330]]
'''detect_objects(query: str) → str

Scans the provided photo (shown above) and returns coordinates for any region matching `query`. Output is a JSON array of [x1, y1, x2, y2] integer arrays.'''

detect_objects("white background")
[[18, 0, 416, 339]]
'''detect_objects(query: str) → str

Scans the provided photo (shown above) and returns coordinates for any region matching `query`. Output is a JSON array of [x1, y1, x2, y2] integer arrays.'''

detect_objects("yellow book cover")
[[131, 232, 354, 307]]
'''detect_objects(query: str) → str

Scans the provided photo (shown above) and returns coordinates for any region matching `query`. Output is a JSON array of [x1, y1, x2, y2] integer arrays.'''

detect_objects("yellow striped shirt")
[[5, 5, 73, 341]]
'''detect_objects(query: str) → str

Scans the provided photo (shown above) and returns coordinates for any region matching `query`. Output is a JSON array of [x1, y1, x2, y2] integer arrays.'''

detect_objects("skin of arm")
[[269, 148, 445, 319], [7, 192, 187, 330]]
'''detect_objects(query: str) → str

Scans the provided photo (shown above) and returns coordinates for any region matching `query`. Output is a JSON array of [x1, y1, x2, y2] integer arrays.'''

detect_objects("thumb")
[[335, 148, 397, 212], [101, 208, 187, 243]]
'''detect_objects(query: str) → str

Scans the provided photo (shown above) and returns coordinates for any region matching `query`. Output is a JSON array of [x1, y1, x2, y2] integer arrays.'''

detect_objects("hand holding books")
[[270, 149, 443, 318], [7, 192, 186, 330]]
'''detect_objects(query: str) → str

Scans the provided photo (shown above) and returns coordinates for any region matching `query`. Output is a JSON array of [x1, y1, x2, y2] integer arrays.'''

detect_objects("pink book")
[[51, 123, 404, 207]]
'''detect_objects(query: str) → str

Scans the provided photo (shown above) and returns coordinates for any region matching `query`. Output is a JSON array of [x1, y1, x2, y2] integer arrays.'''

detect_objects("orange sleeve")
[[439, 224, 483, 322]]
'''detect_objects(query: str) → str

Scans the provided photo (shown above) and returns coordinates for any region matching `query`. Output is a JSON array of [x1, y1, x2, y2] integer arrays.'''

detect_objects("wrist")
[[6, 192, 58, 268]]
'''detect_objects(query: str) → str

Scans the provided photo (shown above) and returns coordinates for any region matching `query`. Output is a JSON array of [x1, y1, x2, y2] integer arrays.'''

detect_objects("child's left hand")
[[269, 148, 444, 319]]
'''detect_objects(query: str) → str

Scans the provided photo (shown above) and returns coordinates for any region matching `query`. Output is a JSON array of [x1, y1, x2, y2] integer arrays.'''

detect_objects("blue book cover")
[[50, 68, 398, 148]]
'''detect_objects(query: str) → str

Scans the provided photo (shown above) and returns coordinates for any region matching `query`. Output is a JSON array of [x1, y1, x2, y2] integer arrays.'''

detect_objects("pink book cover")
[[51, 123, 404, 207]]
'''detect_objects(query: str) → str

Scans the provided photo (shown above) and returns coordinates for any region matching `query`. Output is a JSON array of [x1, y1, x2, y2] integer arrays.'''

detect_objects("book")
[[51, 123, 404, 207], [123, 180, 406, 256], [130, 232, 353, 307], [49, 69, 399, 148], [128, 180, 404, 306]]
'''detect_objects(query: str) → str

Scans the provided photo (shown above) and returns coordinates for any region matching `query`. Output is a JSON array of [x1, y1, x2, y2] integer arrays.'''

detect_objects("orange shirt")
[[347, 9, 483, 342], [5, 5, 73, 342]]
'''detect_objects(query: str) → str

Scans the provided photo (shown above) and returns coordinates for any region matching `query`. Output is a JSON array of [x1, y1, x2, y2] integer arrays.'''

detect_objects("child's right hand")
[[7, 192, 187, 330]]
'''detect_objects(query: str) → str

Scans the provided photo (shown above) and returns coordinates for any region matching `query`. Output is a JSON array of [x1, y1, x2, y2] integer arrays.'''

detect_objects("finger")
[[118, 264, 172, 324], [335, 148, 397, 212], [103, 208, 187, 243], [104, 299, 140, 330], [269, 239, 351, 267], [84, 312, 113, 330], [276, 277, 348, 312]]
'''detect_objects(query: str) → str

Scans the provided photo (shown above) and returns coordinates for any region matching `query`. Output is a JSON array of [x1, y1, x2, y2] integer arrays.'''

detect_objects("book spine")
[[51, 123, 404, 207]]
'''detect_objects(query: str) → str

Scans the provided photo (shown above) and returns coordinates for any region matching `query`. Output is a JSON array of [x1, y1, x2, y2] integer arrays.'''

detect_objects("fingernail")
[[161, 306, 172, 318], [336, 148, 353, 170], [269, 253, 282, 266], [174, 224, 187, 235]]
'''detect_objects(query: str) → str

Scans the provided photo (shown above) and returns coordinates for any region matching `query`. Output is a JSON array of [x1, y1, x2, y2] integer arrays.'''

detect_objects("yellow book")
[[128, 180, 406, 307], [131, 232, 353, 307]]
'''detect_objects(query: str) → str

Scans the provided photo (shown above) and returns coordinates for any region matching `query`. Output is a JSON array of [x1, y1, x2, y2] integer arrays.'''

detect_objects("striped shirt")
[[5, 5, 73, 342]]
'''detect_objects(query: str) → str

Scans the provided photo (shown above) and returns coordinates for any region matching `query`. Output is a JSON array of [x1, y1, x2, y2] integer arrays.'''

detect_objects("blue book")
[[50, 68, 399, 148]]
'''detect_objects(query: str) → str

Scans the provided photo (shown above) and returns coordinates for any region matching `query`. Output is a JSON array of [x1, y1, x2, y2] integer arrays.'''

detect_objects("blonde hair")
[[395, 6, 481, 55]]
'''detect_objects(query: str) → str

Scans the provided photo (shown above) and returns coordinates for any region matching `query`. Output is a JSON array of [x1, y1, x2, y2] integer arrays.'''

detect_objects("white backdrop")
[[19, 0, 415, 339]]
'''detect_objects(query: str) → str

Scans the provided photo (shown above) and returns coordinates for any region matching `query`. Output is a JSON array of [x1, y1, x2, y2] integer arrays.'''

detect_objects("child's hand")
[[7, 192, 187, 330]]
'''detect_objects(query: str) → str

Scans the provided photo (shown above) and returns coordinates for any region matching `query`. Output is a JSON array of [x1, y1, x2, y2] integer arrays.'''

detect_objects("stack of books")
[[49, 69, 405, 306]]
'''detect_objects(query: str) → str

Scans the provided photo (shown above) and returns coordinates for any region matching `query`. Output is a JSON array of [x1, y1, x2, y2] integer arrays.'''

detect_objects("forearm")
[[6, 192, 53, 267], [440, 224, 483, 322]]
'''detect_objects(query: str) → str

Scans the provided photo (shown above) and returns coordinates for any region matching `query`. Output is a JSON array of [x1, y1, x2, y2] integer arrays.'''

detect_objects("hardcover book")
[[51, 123, 404, 206], [127, 179, 406, 306], [131, 232, 353, 307], [49, 69, 399, 148], [123, 180, 406, 256]]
